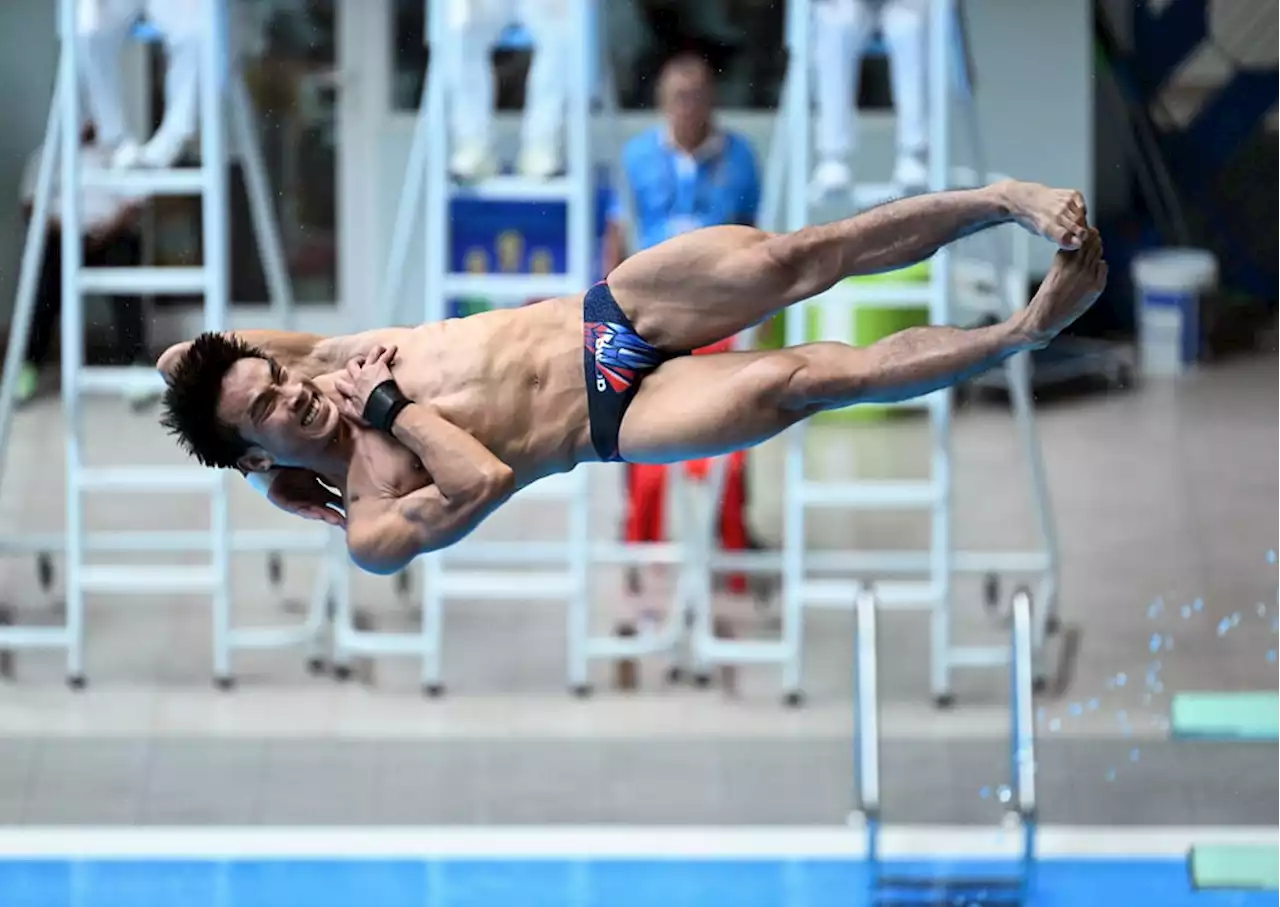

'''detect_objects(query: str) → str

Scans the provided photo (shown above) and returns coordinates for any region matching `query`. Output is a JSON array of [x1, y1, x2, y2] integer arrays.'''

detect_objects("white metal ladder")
[[748, 0, 1059, 704], [337, 0, 599, 695], [0, 0, 325, 687]]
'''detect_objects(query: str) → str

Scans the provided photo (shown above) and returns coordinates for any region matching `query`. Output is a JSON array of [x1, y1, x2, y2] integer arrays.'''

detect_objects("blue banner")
[[447, 166, 614, 318]]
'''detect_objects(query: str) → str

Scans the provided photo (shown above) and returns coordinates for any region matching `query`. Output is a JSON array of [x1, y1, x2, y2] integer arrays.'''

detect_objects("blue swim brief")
[[582, 281, 685, 462]]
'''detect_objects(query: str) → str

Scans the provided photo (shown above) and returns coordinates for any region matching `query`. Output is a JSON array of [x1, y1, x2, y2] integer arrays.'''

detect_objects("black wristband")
[[362, 378, 411, 433]]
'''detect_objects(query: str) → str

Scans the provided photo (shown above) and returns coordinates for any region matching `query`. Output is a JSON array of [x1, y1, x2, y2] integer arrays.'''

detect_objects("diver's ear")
[[236, 447, 275, 475]]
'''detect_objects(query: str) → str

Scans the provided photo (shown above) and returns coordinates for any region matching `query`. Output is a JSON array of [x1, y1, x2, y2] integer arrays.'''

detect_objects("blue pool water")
[[0, 857, 1274, 907]]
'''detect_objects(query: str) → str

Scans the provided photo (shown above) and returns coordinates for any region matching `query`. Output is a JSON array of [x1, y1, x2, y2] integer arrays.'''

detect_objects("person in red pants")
[[622, 336, 754, 595], [599, 53, 764, 687]]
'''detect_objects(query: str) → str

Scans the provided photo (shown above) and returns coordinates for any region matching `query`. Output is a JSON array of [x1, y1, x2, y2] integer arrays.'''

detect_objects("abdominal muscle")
[[384, 296, 592, 486]]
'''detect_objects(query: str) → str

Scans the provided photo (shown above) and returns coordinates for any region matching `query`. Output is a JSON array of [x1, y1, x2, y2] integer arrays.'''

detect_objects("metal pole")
[[58, 0, 86, 681], [926, 0, 954, 702], [0, 65, 64, 493], [780, 0, 812, 699]]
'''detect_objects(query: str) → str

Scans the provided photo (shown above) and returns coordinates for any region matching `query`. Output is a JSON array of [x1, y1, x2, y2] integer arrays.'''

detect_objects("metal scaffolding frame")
[[0, 0, 333, 687], [674, 0, 1061, 705]]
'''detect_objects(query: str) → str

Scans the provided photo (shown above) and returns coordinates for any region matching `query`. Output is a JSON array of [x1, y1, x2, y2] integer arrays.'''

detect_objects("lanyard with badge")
[[663, 145, 728, 239]]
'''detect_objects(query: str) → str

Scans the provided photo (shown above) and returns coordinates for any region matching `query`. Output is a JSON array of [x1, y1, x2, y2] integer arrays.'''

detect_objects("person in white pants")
[[445, 0, 571, 181], [811, 0, 931, 199], [77, 0, 204, 170]]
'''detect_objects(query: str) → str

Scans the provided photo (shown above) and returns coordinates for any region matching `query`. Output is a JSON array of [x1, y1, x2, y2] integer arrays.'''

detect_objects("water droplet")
[[1106, 769, 1116, 782], [1193, 598, 1204, 612], [1147, 599, 1164, 619], [1231, 613, 1241, 627], [979, 786, 991, 800], [1268, 550, 1277, 565], [1164, 635, 1175, 651], [1115, 672, 1128, 688], [997, 785, 1012, 804], [1181, 605, 1192, 619], [1149, 633, 1162, 653], [1068, 702, 1083, 716], [1151, 681, 1164, 694], [1049, 719, 1061, 732], [1036, 707, 1046, 725], [1267, 650, 1276, 664], [1087, 698, 1100, 711], [1217, 618, 1231, 636], [1129, 748, 1141, 763]]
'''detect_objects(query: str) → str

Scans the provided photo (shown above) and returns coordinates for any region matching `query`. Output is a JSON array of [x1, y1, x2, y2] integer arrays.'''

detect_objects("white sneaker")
[[809, 158, 852, 203], [109, 139, 143, 170], [892, 153, 929, 193], [516, 144, 562, 180], [449, 142, 497, 182], [138, 131, 189, 169]]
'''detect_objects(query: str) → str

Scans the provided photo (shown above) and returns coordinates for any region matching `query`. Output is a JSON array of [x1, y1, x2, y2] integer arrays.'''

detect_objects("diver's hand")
[[266, 467, 346, 528], [334, 344, 398, 424]]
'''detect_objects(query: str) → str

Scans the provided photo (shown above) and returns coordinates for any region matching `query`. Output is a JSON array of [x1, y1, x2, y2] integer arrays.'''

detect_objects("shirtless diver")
[[158, 181, 1107, 575]]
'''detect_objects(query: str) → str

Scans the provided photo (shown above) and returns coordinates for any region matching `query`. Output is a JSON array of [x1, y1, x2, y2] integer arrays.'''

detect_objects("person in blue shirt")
[[602, 53, 761, 273], [602, 53, 766, 622]]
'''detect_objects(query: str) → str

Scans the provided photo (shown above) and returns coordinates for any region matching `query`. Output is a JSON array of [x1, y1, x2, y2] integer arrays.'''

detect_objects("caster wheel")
[[666, 665, 684, 684], [1033, 676, 1048, 694], [306, 657, 326, 676], [66, 675, 87, 691], [983, 573, 1000, 612], [571, 684, 592, 699], [934, 694, 955, 709], [333, 664, 353, 682], [783, 690, 805, 708], [37, 553, 54, 591], [1044, 613, 1062, 636], [214, 676, 235, 692], [423, 683, 446, 698], [693, 673, 712, 689], [395, 570, 411, 597], [267, 553, 282, 587]]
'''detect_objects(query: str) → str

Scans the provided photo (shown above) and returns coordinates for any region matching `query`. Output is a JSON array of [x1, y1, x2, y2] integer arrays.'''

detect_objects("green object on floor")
[[1170, 691, 1279, 741], [757, 262, 932, 424], [1189, 845, 1280, 890], [16, 364, 37, 404]]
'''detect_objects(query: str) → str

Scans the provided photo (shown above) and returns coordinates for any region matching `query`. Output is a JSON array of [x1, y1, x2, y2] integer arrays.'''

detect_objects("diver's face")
[[217, 357, 341, 469]]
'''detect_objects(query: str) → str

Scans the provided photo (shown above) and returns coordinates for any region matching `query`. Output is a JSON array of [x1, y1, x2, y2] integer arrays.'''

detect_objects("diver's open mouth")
[[301, 395, 320, 428]]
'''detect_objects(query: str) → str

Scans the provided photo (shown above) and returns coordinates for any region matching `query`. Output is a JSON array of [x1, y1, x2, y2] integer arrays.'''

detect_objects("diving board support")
[[0, 0, 329, 686]]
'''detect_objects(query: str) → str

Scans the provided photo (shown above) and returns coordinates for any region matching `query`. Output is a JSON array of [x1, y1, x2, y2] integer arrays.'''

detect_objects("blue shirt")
[[612, 127, 761, 252]]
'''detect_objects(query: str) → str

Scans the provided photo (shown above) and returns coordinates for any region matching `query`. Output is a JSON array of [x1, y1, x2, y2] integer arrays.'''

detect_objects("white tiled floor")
[[0, 354, 1276, 742]]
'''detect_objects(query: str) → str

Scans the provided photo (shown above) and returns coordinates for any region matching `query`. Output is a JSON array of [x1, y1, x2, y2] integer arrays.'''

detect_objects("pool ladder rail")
[[851, 585, 1038, 905]]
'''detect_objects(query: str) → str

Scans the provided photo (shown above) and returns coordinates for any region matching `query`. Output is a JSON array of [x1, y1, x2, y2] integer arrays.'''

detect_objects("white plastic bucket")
[[1131, 248, 1218, 377]]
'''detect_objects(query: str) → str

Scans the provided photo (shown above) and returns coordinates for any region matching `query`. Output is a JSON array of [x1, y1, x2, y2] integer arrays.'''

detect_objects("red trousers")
[[622, 337, 751, 593]]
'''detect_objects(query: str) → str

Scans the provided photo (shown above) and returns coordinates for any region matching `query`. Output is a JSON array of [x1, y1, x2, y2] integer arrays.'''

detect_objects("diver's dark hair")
[[160, 332, 265, 470]]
